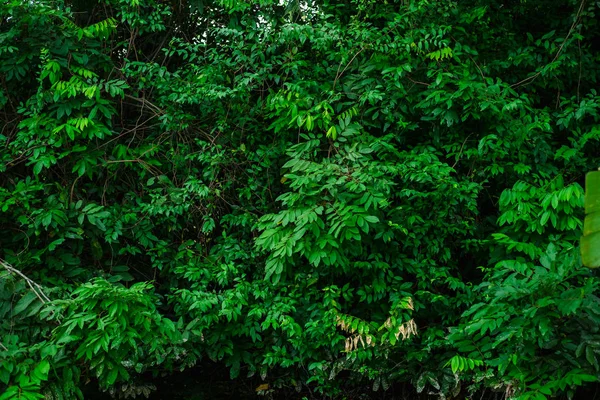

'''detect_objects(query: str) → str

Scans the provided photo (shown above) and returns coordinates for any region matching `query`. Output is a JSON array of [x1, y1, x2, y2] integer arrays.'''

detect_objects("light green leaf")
[[582, 171, 600, 268], [32, 360, 50, 382]]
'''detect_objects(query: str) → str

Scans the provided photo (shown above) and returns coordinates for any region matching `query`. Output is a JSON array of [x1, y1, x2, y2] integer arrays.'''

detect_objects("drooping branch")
[[0, 259, 51, 304]]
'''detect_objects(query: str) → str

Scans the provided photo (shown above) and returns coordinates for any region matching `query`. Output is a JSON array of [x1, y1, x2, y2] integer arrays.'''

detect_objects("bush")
[[1, 0, 600, 398]]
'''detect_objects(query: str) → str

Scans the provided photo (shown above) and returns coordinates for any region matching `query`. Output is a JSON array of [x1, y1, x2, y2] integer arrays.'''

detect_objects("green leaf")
[[31, 360, 50, 382], [107, 368, 118, 385], [586, 346, 599, 370], [40, 344, 58, 359], [0, 368, 9, 385], [364, 215, 379, 223], [450, 356, 459, 373], [13, 291, 39, 316], [582, 171, 600, 267]]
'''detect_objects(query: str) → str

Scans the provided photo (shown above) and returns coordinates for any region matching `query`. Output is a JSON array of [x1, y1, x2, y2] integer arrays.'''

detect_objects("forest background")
[[2, 0, 600, 399]]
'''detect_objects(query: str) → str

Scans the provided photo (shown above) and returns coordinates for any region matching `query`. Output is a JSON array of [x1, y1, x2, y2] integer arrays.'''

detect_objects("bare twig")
[[577, 36, 582, 102], [0, 259, 51, 304], [406, 75, 430, 86], [124, 94, 164, 115], [451, 133, 475, 169], [469, 55, 486, 82], [333, 47, 366, 91], [511, 0, 586, 88]]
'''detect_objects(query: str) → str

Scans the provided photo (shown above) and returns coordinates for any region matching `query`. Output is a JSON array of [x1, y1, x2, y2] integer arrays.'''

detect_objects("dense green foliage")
[[2, 0, 600, 398]]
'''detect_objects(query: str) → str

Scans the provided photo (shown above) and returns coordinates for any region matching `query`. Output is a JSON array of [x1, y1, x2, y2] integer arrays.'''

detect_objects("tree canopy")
[[1, 0, 600, 398]]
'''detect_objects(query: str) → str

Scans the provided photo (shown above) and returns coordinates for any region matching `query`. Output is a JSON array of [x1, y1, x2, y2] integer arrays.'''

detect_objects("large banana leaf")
[[582, 171, 600, 268]]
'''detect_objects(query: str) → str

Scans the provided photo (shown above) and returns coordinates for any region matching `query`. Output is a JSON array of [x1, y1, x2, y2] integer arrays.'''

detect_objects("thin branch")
[[511, 0, 586, 88], [124, 94, 164, 115], [333, 47, 365, 91], [469, 55, 486, 82], [451, 133, 475, 169], [577, 36, 582, 102], [406, 75, 430, 87], [0, 259, 51, 304]]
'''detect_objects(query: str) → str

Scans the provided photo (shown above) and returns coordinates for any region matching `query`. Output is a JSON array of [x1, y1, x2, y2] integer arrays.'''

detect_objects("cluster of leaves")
[[1, 0, 600, 398]]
